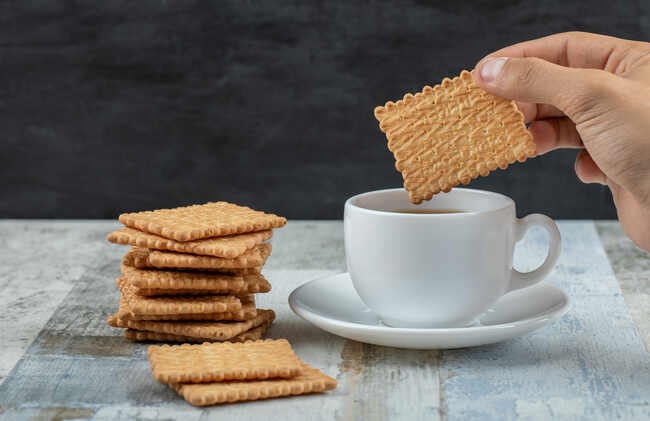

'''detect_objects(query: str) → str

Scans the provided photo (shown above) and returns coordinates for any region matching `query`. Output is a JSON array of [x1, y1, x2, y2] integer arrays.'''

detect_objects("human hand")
[[474, 32, 650, 251]]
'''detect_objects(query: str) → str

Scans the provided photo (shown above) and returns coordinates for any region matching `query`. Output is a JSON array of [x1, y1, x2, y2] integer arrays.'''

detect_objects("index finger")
[[482, 31, 636, 72]]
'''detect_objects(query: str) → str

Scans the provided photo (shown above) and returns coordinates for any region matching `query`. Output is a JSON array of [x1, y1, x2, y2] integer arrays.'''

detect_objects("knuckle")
[[498, 57, 555, 101], [518, 60, 537, 85], [582, 69, 613, 92], [558, 69, 616, 116], [504, 58, 540, 90], [563, 30, 588, 39]]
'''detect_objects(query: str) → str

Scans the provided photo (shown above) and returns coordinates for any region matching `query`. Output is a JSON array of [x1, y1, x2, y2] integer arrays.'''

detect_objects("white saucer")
[[288, 273, 569, 349]]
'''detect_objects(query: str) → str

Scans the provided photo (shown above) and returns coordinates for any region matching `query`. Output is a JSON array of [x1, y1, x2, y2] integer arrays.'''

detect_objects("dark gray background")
[[1, 1, 647, 219]]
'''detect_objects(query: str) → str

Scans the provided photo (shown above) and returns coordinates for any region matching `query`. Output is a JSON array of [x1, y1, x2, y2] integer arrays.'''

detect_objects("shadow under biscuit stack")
[[105, 202, 287, 343]]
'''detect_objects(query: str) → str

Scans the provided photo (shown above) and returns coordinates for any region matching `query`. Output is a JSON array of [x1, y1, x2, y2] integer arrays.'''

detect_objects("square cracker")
[[118, 201, 287, 242], [147, 339, 302, 384], [107, 309, 275, 341], [173, 364, 337, 406], [107, 227, 272, 258], [148, 243, 271, 270], [374, 70, 536, 204], [117, 278, 244, 317], [123, 320, 271, 343], [123, 244, 271, 270], [121, 264, 271, 295], [117, 291, 257, 321], [122, 248, 261, 275]]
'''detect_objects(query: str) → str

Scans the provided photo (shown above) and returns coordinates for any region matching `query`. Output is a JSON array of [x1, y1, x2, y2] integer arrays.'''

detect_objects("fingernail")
[[480, 57, 507, 82]]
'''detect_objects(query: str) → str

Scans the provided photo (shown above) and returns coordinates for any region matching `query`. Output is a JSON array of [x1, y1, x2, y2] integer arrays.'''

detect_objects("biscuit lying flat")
[[116, 287, 257, 321], [374, 70, 536, 204], [123, 319, 272, 343], [147, 243, 271, 270], [146, 339, 337, 406], [119, 201, 287, 242], [116, 278, 255, 320], [108, 309, 274, 341], [147, 339, 303, 384], [120, 264, 271, 295], [174, 363, 337, 406], [122, 248, 260, 275], [122, 244, 271, 270], [107, 227, 273, 258]]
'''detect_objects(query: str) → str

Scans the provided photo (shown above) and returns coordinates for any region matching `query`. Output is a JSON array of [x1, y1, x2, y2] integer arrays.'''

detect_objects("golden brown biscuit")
[[108, 227, 272, 258], [147, 339, 302, 384], [107, 309, 274, 341], [173, 364, 337, 406], [119, 202, 286, 242], [374, 70, 536, 203]]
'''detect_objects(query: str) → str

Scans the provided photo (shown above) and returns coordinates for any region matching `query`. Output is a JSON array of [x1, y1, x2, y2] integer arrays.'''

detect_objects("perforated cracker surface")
[[147, 339, 302, 384], [123, 321, 270, 343], [117, 278, 243, 316], [122, 249, 260, 274], [116, 293, 257, 321], [119, 202, 286, 242], [173, 363, 337, 406], [108, 309, 274, 340], [121, 265, 270, 295], [108, 227, 272, 258], [374, 70, 536, 204], [146, 243, 271, 270]]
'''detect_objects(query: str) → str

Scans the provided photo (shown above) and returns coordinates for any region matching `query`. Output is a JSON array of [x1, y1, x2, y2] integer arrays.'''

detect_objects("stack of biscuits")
[[105, 202, 286, 343]]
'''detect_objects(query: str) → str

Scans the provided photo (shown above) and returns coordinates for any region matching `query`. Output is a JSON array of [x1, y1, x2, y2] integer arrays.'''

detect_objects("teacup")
[[344, 188, 561, 328]]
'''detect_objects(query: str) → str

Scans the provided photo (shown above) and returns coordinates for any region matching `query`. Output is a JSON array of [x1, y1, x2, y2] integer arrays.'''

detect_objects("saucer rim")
[[288, 272, 570, 334]]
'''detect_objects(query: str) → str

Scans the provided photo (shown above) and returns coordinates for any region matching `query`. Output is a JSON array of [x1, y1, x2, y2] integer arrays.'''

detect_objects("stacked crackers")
[[147, 339, 337, 406], [106, 202, 286, 343]]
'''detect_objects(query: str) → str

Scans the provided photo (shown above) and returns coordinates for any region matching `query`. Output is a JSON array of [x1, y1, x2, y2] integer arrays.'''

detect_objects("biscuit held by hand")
[[374, 70, 535, 204]]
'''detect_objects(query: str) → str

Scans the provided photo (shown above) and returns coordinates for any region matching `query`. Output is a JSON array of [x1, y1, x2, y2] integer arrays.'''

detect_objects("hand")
[[474, 31, 650, 251]]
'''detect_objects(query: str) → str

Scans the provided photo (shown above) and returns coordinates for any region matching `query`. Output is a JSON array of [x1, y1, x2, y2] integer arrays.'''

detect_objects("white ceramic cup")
[[344, 188, 561, 328]]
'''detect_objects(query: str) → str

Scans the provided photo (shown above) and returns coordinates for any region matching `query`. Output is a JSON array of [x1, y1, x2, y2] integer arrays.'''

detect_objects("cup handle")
[[508, 214, 561, 292]]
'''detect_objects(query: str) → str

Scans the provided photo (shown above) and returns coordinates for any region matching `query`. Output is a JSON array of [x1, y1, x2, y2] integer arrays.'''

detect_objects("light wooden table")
[[0, 220, 649, 420]]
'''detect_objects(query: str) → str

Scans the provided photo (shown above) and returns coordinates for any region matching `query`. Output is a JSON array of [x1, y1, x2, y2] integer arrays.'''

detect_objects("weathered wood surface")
[[596, 221, 650, 352], [0, 220, 648, 420]]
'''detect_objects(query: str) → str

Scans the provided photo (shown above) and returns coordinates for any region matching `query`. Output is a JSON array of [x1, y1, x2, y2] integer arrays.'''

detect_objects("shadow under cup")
[[344, 188, 561, 328]]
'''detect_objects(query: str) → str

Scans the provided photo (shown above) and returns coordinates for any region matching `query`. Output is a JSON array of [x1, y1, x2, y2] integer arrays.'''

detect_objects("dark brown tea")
[[389, 209, 465, 214]]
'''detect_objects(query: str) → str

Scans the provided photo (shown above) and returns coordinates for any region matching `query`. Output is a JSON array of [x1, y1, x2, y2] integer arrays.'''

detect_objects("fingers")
[[475, 56, 613, 118], [609, 184, 650, 251], [515, 101, 564, 122], [528, 118, 583, 155], [483, 31, 635, 70], [575, 150, 607, 185]]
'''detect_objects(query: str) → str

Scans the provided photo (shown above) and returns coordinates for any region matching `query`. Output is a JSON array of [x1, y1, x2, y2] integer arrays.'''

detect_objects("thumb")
[[475, 56, 610, 119]]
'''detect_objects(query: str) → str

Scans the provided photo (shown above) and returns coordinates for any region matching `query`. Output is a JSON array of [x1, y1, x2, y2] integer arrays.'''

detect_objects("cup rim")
[[345, 187, 514, 217]]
